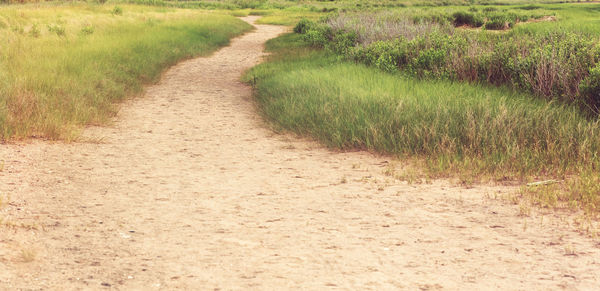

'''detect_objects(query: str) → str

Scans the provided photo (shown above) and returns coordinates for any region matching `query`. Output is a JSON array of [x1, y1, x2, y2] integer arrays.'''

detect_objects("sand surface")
[[1, 16, 599, 290]]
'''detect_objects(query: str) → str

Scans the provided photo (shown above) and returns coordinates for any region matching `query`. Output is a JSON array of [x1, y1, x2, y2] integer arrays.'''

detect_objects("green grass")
[[245, 33, 600, 215], [254, 10, 321, 26], [0, 3, 252, 140]]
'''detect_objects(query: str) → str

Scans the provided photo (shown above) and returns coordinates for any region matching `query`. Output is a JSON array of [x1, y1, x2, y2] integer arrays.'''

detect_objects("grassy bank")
[[245, 33, 600, 215], [0, 3, 251, 140], [297, 6, 600, 116]]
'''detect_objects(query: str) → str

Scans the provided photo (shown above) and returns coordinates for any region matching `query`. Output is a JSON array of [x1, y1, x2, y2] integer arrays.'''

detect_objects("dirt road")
[[1, 17, 599, 290]]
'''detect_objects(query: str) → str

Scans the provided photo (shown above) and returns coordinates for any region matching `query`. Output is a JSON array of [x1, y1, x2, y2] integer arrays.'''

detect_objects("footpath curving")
[[0, 16, 599, 289]]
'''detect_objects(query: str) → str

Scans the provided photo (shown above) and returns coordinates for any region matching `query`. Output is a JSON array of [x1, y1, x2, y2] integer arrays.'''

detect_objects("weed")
[[47, 24, 65, 36], [29, 23, 40, 37], [564, 244, 577, 256], [80, 24, 94, 36], [20, 249, 36, 263], [519, 203, 532, 217], [112, 6, 123, 16]]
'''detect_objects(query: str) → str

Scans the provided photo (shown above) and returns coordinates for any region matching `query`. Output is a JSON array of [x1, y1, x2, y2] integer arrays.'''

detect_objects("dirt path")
[[1, 16, 599, 290]]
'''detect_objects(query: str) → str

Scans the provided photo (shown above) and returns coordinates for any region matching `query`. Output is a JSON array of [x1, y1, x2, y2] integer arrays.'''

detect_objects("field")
[[0, 0, 598, 212], [2, 1, 600, 289], [0, 3, 251, 140]]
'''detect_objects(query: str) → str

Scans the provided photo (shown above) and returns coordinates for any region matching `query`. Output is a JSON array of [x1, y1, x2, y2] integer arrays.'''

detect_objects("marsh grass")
[[0, 3, 251, 140], [300, 8, 600, 114], [245, 33, 600, 215]]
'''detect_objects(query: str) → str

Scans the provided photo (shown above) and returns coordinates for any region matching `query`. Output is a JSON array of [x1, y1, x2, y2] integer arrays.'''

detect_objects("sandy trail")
[[1, 16, 599, 290]]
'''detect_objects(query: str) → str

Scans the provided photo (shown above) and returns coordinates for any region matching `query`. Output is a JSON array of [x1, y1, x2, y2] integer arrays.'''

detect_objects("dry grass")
[[326, 11, 453, 45], [0, 3, 251, 140], [20, 248, 37, 263]]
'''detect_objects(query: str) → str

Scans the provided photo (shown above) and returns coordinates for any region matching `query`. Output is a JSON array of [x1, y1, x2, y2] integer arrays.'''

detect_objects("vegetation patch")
[[0, 3, 251, 140], [245, 32, 600, 216], [297, 9, 600, 116]]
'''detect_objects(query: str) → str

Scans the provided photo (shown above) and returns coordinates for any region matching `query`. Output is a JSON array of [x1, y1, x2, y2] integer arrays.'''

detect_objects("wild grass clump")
[[245, 32, 600, 214], [452, 11, 484, 27], [0, 4, 251, 140], [47, 23, 66, 36], [112, 6, 124, 15], [79, 24, 94, 35], [484, 14, 512, 29], [297, 12, 600, 115]]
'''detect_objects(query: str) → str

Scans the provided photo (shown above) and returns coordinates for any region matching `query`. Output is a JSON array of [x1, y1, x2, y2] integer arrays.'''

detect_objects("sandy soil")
[[1, 16, 599, 290]]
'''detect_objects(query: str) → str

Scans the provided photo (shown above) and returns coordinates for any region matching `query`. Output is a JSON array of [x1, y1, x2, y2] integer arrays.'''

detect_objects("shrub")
[[298, 12, 600, 115], [579, 64, 600, 114], [328, 31, 357, 55], [303, 24, 332, 48], [112, 6, 123, 15], [48, 24, 66, 36], [80, 25, 95, 35], [294, 18, 313, 34], [352, 39, 409, 72]]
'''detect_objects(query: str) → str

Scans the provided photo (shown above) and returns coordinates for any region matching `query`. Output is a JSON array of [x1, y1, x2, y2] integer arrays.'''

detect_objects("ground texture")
[[1, 17, 599, 290]]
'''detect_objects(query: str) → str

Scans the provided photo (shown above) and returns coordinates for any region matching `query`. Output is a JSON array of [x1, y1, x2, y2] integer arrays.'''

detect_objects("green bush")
[[302, 24, 331, 48], [293, 18, 313, 34], [112, 6, 123, 15], [48, 24, 66, 36], [352, 39, 409, 72], [328, 31, 357, 55], [80, 25, 95, 36], [580, 64, 600, 114]]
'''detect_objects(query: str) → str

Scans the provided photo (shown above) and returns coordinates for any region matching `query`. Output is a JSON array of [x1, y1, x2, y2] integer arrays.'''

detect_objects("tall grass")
[[325, 11, 454, 45], [0, 4, 251, 140], [245, 33, 600, 213]]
